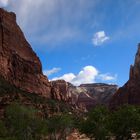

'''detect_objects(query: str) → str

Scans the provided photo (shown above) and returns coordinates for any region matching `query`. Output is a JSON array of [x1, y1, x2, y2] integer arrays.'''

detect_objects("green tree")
[[79, 106, 110, 140], [109, 105, 140, 140]]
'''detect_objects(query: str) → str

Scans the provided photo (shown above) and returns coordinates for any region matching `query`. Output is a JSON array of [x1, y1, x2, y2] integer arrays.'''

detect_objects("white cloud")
[[99, 73, 117, 81], [72, 66, 98, 85], [43, 67, 61, 76], [92, 31, 109, 46], [52, 73, 76, 83], [52, 65, 117, 86], [0, 0, 9, 7], [52, 66, 98, 86], [7, 0, 100, 48]]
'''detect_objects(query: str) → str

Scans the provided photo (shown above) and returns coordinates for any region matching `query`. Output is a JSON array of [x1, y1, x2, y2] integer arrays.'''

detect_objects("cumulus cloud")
[[92, 31, 109, 46], [72, 66, 98, 85], [43, 67, 61, 76], [52, 66, 116, 86], [0, 0, 9, 7]]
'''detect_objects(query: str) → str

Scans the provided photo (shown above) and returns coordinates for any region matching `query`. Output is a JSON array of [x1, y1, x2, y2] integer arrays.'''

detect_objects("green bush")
[[47, 113, 74, 140], [79, 106, 110, 140], [109, 105, 140, 139], [5, 103, 48, 140]]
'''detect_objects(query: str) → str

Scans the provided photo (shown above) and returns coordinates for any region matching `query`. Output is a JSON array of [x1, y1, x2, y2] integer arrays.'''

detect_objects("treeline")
[[0, 103, 140, 140]]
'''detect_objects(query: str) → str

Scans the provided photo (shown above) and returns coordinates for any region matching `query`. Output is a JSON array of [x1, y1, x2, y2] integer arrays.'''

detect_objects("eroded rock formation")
[[0, 8, 51, 97]]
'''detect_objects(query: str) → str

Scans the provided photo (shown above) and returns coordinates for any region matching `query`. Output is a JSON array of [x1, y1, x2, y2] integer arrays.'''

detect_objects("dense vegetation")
[[1, 77, 140, 140], [79, 105, 140, 140], [0, 103, 75, 140], [0, 103, 140, 140]]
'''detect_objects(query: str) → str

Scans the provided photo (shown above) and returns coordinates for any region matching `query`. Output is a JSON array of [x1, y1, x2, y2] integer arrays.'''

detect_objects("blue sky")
[[1, 0, 140, 86]]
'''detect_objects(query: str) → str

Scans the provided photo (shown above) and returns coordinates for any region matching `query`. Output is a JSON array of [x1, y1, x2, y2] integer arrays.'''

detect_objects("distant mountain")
[[79, 83, 118, 105], [110, 43, 140, 108], [51, 80, 118, 110]]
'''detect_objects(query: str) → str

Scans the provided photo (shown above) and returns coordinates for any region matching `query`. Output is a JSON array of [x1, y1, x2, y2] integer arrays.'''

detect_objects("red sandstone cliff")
[[0, 8, 51, 97], [110, 43, 140, 108]]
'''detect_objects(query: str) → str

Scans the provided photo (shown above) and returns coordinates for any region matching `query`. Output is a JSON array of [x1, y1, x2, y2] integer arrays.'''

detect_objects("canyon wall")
[[0, 8, 51, 97]]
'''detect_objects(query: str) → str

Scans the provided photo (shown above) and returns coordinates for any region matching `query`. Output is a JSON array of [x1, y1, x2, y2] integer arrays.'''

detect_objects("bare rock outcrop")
[[0, 8, 51, 97], [110, 43, 140, 108]]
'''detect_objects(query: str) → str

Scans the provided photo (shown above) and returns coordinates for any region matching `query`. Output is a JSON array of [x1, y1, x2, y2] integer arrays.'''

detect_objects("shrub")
[[79, 106, 110, 140], [5, 103, 48, 140]]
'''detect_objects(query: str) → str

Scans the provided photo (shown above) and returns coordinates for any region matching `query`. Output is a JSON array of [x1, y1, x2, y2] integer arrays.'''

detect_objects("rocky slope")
[[110, 43, 140, 108], [0, 8, 51, 97]]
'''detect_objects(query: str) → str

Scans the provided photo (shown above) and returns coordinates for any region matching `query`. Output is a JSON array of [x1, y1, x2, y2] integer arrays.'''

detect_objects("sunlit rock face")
[[0, 8, 51, 97], [110, 44, 140, 108]]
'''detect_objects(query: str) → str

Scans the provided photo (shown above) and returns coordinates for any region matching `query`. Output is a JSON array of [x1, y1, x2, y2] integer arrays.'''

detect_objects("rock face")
[[0, 8, 51, 97], [50, 80, 71, 101], [68, 85, 97, 110], [110, 44, 140, 108], [80, 83, 118, 105], [51, 80, 117, 109]]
